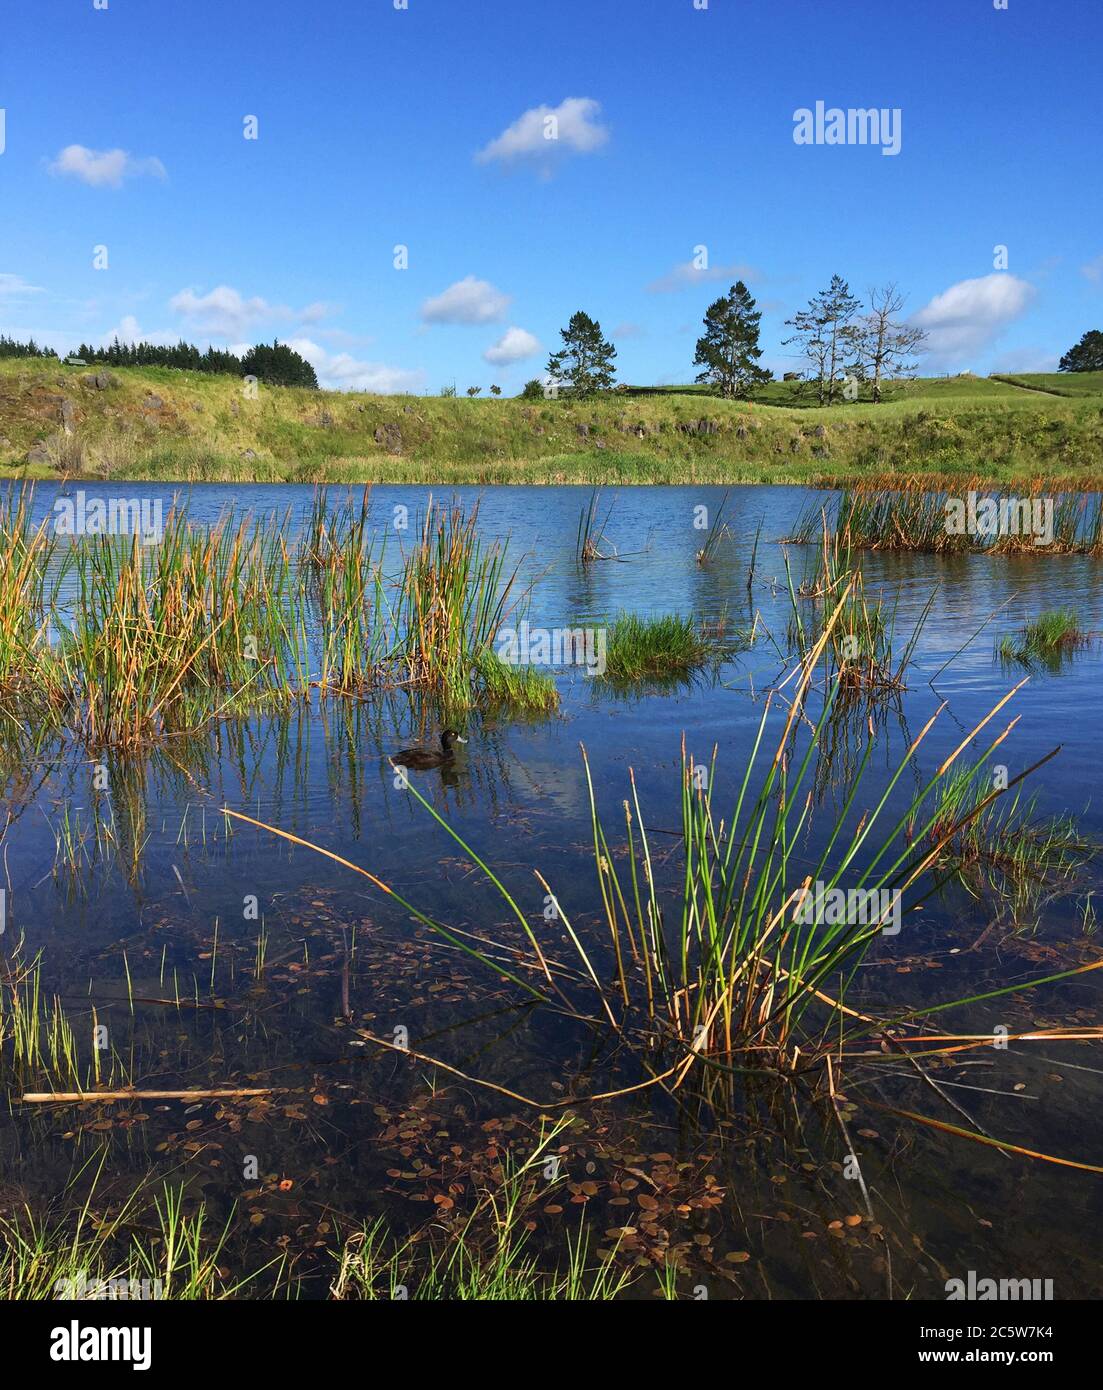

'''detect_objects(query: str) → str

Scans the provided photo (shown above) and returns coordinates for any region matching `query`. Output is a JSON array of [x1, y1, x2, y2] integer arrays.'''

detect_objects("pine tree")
[[546, 311, 617, 397], [784, 275, 862, 405], [692, 281, 772, 399]]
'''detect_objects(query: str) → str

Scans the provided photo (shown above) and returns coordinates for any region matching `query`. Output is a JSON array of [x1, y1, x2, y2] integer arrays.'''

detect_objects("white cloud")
[[476, 97, 609, 172], [287, 338, 426, 394], [0, 273, 44, 299], [612, 322, 645, 338], [483, 326, 540, 366], [1081, 254, 1103, 284], [169, 285, 329, 340], [646, 260, 761, 294], [48, 145, 166, 188], [420, 276, 510, 326], [100, 315, 177, 347], [911, 274, 1036, 362]]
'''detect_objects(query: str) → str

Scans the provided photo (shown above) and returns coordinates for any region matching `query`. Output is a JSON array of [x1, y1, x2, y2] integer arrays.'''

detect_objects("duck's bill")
[[455, 736, 468, 743]]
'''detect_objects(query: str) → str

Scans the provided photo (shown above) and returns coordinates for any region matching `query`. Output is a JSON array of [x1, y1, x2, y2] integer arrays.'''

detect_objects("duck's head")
[[440, 729, 468, 752]]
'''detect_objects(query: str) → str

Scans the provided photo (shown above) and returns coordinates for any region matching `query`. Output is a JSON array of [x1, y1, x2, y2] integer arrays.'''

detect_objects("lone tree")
[[783, 275, 861, 405], [692, 281, 772, 399], [1059, 330, 1103, 373], [546, 311, 617, 397], [853, 284, 927, 402]]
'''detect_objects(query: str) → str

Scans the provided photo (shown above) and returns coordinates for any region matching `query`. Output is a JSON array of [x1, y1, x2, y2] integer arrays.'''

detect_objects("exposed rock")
[[316, 410, 334, 428], [144, 394, 164, 410], [60, 398, 78, 433], [373, 423, 403, 453], [813, 424, 828, 439], [576, 423, 591, 438], [241, 448, 257, 460], [26, 442, 50, 465], [83, 370, 118, 390]]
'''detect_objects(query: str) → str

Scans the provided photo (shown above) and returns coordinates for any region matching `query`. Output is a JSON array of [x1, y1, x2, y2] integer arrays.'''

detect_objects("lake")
[[3, 481, 1101, 1300]]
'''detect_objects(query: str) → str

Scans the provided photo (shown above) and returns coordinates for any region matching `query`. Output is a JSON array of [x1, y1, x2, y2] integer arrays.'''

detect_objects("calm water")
[[4, 482, 1102, 1299]]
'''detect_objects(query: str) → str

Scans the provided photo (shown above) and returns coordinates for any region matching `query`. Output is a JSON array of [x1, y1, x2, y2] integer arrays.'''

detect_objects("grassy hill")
[[2, 357, 1102, 486]]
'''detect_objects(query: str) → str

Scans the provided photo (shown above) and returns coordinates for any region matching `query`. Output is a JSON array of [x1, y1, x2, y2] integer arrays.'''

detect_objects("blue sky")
[[2, 0, 1100, 391]]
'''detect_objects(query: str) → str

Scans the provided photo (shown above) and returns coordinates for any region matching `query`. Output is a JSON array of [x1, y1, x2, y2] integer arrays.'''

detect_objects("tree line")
[[0, 334, 318, 388]]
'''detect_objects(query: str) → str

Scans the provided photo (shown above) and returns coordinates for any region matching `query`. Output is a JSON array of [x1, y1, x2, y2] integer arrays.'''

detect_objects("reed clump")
[[790, 485, 1103, 555], [997, 609, 1089, 668], [786, 526, 932, 696], [600, 612, 735, 683], [0, 489, 536, 748]]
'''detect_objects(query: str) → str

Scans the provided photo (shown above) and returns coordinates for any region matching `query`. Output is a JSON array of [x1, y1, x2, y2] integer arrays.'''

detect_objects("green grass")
[[475, 651, 560, 712], [4, 357, 1103, 486], [600, 613, 718, 682], [991, 370, 1103, 399], [997, 609, 1089, 667]]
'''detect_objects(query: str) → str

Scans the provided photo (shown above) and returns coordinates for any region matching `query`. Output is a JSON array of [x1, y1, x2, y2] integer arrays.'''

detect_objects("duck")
[[389, 729, 468, 770]]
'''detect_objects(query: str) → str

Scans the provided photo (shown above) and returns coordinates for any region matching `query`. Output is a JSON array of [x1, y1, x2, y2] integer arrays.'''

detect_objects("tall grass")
[[791, 486, 1103, 555], [0, 490, 531, 747]]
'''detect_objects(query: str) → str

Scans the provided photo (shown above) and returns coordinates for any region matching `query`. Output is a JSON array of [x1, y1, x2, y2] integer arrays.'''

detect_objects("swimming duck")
[[389, 729, 468, 770]]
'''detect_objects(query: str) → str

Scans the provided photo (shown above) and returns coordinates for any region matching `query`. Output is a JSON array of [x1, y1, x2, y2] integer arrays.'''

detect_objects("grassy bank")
[[3, 358, 1103, 486]]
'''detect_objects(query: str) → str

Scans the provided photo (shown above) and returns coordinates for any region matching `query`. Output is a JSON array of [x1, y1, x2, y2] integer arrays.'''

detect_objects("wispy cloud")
[[483, 326, 541, 366], [47, 145, 166, 188], [646, 260, 761, 294], [911, 273, 1035, 363], [1081, 253, 1103, 284], [288, 337, 425, 394], [420, 276, 510, 326], [476, 97, 608, 174], [0, 272, 44, 299]]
